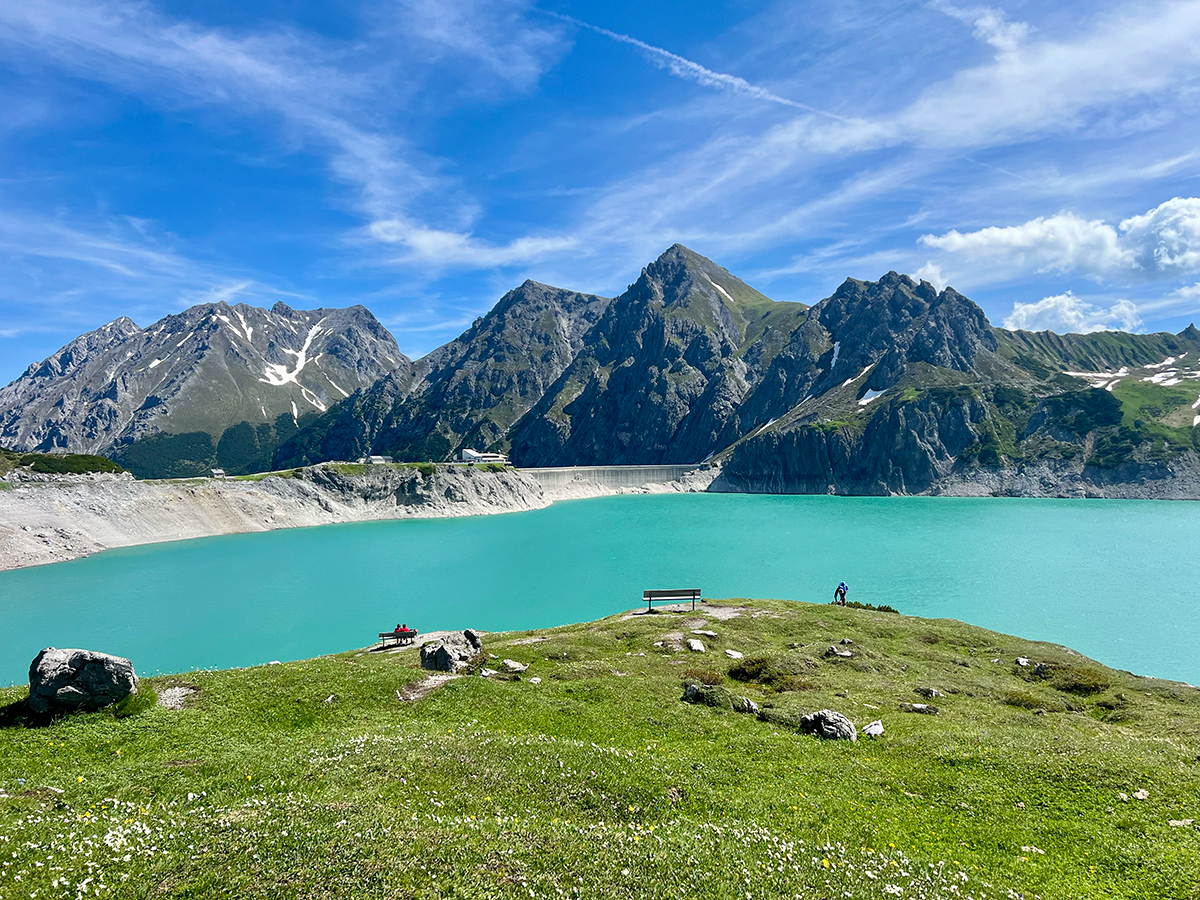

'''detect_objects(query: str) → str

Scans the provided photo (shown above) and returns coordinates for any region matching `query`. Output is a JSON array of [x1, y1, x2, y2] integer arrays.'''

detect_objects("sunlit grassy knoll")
[[2, 598, 1199, 899]]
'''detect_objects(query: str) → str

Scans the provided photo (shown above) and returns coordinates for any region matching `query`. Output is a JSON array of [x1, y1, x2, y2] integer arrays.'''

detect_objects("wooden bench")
[[379, 630, 419, 648], [643, 588, 701, 612]]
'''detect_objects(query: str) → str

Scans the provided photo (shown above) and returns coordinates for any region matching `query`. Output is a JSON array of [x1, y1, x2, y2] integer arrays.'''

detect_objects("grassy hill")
[[2, 598, 1198, 898]]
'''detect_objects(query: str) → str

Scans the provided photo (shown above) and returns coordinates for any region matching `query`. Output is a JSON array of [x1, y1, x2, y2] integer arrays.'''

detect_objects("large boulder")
[[420, 631, 483, 673], [28, 648, 138, 715], [799, 709, 858, 741]]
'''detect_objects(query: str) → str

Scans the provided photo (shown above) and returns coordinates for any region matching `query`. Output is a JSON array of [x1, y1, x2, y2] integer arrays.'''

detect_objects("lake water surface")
[[1, 493, 1197, 687]]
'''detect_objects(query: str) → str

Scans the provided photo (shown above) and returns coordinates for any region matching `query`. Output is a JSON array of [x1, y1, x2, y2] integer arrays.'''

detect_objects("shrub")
[[728, 656, 773, 683], [682, 668, 723, 686], [728, 657, 817, 692], [25, 453, 124, 475], [1002, 690, 1042, 709], [112, 684, 158, 719], [414, 462, 437, 477], [844, 600, 899, 614], [1051, 665, 1111, 695]]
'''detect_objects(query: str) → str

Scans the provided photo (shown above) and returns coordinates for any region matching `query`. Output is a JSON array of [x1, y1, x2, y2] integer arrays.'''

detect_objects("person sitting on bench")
[[394, 623, 410, 633]]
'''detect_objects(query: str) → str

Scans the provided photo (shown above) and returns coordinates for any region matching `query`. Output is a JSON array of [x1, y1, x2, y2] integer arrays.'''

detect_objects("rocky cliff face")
[[0, 301, 406, 463], [0, 463, 551, 571]]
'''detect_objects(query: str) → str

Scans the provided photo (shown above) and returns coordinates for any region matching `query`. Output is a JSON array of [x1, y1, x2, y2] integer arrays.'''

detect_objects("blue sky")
[[3, 0, 1200, 383]]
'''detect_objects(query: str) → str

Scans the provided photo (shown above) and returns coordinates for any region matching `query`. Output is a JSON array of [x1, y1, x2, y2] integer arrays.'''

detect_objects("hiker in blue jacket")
[[833, 582, 847, 606]]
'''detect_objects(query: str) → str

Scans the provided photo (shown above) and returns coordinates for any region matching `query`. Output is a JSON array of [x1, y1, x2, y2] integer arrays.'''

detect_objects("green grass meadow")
[[2, 598, 1199, 899]]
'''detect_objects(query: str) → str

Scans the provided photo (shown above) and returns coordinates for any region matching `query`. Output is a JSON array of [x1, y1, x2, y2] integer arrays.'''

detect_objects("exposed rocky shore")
[[0, 464, 714, 572]]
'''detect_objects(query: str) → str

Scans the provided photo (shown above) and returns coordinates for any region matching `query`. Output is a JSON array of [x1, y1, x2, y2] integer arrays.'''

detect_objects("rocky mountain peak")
[[0, 300, 407, 459], [812, 273, 997, 390]]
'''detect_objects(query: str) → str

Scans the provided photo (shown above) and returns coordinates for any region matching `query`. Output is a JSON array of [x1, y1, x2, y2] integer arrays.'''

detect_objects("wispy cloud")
[[0, 0, 573, 270], [932, 3, 1031, 56], [551, 12, 850, 121]]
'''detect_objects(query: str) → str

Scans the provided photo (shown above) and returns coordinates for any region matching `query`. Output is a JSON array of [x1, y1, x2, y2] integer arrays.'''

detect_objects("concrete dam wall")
[[519, 465, 701, 490]]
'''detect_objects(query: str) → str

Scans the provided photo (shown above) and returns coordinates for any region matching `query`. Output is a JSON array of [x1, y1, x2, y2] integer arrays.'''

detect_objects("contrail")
[[551, 12, 849, 123]]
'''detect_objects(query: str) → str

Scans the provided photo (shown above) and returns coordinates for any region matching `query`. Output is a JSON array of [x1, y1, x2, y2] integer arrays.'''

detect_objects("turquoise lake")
[[1, 493, 1197, 687]]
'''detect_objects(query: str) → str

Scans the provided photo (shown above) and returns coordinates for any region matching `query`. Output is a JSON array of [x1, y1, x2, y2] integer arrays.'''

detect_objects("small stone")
[[732, 696, 759, 715], [1033, 662, 1050, 676], [901, 702, 939, 715], [502, 659, 528, 673], [863, 720, 885, 737], [653, 641, 665, 648], [914, 687, 944, 699], [691, 629, 718, 638], [322, 694, 337, 704], [725, 649, 744, 659], [686, 639, 706, 653], [268, 660, 282, 666], [1117, 792, 1129, 802], [1169, 819, 1194, 827], [1016, 657, 1030, 667], [1015, 801, 1025, 809], [529, 677, 542, 685], [825, 645, 853, 658], [1133, 789, 1150, 801], [839, 638, 854, 645], [479, 668, 498, 677]]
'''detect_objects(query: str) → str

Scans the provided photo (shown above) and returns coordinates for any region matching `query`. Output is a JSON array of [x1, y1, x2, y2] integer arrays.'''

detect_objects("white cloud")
[[915, 261, 948, 290], [367, 219, 579, 268], [919, 197, 1200, 283], [395, 0, 566, 90], [1002, 292, 1142, 333], [933, 4, 1031, 56], [1119, 197, 1200, 274]]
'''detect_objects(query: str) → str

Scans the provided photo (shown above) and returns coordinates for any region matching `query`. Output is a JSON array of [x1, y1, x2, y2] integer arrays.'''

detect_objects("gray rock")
[[863, 719, 885, 737], [687, 639, 706, 653], [420, 632, 483, 673], [732, 695, 759, 715], [1033, 662, 1050, 676], [502, 658, 528, 673], [725, 649, 744, 659], [839, 638, 854, 645], [1016, 657, 1031, 667], [799, 709, 857, 741], [691, 629, 718, 638], [901, 702, 939, 715], [27, 648, 138, 715], [914, 687, 944, 699], [681, 682, 732, 709], [825, 645, 853, 658], [528, 676, 542, 685], [479, 668, 499, 678]]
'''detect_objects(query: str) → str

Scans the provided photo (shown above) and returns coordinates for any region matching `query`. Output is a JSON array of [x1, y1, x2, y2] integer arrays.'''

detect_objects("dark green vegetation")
[[113, 414, 312, 479], [0, 447, 124, 476], [2, 598, 1198, 899]]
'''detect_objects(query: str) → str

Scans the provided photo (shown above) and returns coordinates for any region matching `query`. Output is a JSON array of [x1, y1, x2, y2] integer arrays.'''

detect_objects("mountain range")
[[0, 301, 404, 477], [5, 245, 1200, 495]]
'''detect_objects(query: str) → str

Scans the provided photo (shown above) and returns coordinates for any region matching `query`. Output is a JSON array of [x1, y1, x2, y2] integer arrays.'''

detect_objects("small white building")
[[359, 455, 394, 465], [210, 468, 227, 479], [460, 448, 509, 464]]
